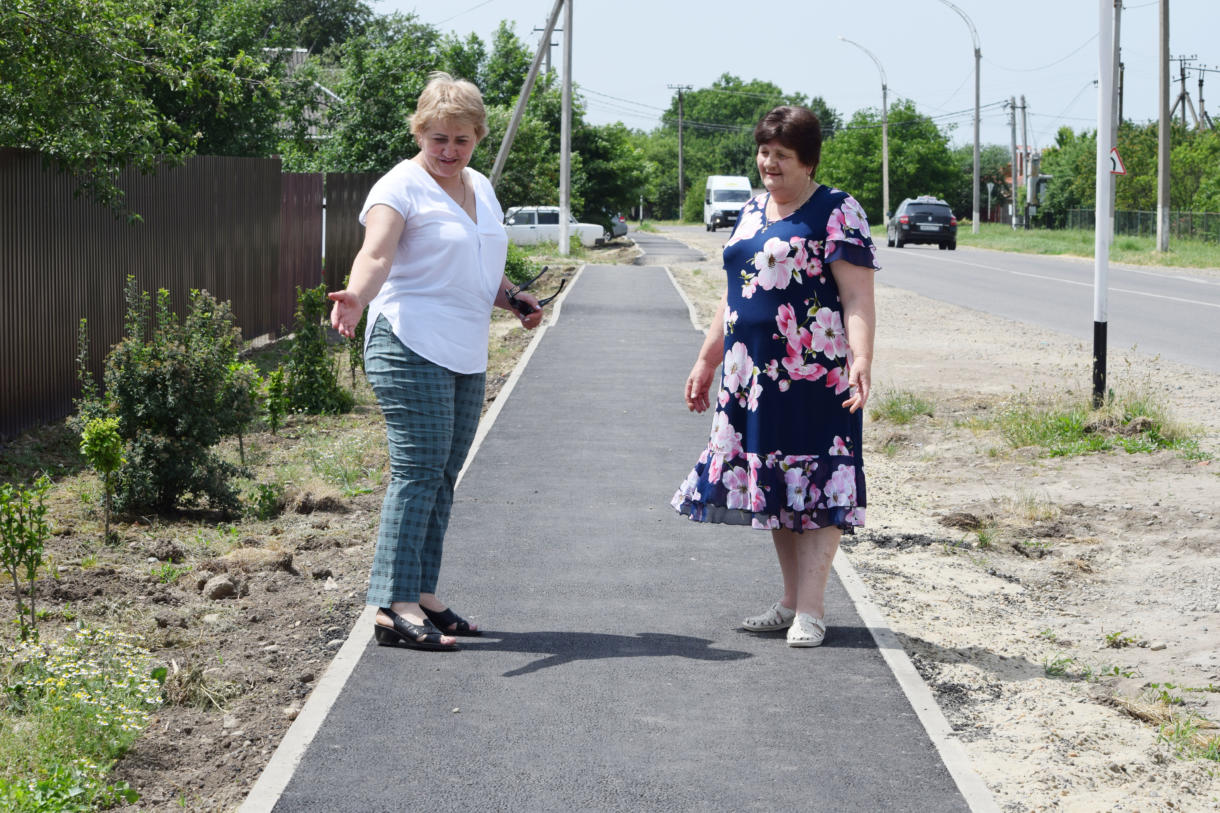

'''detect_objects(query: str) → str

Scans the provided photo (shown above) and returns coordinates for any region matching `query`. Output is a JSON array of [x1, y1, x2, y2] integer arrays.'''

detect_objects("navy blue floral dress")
[[672, 185, 880, 533]]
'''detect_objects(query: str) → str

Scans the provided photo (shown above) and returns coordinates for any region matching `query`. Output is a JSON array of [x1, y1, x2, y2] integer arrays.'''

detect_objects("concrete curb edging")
[[237, 265, 586, 813], [832, 554, 1001, 813]]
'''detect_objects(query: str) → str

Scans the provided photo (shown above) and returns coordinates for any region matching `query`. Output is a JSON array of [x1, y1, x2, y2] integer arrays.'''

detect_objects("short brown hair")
[[754, 106, 823, 177], [409, 71, 489, 142]]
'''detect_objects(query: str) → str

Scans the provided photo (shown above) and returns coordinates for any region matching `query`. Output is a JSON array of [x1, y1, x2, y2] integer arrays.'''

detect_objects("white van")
[[703, 175, 753, 232]]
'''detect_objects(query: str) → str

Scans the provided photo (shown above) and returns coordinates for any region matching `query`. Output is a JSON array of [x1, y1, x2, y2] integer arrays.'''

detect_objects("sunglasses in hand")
[[505, 266, 566, 316]]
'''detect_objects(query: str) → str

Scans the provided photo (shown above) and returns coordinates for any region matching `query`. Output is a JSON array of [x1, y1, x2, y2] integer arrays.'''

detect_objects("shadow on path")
[[469, 630, 750, 676]]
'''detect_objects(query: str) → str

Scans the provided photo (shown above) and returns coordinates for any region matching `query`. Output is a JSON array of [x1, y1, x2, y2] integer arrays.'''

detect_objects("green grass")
[[1, 627, 160, 810], [957, 222, 1220, 270], [990, 389, 1206, 459], [870, 390, 935, 425]]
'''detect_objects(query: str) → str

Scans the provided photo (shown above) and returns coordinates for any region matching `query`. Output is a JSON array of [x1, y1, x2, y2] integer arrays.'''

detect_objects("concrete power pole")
[[1020, 96, 1029, 229], [1157, 0, 1170, 252], [668, 84, 692, 220], [1009, 97, 1019, 230], [490, 0, 564, 188], [558, 0, 572, 256]]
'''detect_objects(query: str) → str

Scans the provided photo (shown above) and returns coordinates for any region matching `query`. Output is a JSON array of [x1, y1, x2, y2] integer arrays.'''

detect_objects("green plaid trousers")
[[363, 316, 485, 606]]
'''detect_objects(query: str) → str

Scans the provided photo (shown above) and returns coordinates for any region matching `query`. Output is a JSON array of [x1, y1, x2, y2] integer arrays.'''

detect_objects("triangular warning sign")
[[1109, 147, 1126, 175]]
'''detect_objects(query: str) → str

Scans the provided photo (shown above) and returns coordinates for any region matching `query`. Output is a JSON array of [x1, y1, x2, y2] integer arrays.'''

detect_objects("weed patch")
[[872, 390, 934, 425]]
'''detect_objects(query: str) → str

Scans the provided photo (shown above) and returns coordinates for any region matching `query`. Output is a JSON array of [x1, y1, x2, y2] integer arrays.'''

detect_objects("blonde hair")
[[409, 71, 489, 142]]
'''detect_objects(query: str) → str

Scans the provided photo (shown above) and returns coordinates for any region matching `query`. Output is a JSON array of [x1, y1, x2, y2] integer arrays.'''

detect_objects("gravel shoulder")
[[665, 228, 1220, 813]]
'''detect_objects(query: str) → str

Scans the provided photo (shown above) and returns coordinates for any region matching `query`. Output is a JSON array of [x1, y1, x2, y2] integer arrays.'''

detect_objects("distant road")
[[653, 225, 1220, 373], [875, 245, 1220, 374]]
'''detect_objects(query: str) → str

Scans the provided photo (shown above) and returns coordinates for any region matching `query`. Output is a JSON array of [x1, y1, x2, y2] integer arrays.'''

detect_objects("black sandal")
[[374, 608, 460, 651], [422, 606, 482, 637]]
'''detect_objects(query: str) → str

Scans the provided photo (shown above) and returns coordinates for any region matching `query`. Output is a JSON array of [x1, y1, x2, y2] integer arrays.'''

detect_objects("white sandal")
[[741, 601, 795, 632], [786, 613, 827, 647]]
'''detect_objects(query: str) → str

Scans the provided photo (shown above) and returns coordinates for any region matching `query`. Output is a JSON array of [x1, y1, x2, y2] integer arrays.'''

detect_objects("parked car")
[[886, 196, 957, 250], [503, 206, 604, 247], [604, 211, 628, 239]]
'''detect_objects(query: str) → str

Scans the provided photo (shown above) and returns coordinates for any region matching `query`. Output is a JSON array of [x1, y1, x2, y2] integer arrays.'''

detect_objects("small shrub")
[[0, 475, 51, 640], [283, 284, 355, 415], [79, 417, 124, 544], [220, 361, 261, 465], [263, 369, 287, 435], [77, 279, 255, 513], [247, 481, 285, 520], [504, 242, 539, 286]]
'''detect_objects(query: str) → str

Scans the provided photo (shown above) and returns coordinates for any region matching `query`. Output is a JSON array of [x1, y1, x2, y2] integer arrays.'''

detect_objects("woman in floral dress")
[[672, 106, 879, 648]]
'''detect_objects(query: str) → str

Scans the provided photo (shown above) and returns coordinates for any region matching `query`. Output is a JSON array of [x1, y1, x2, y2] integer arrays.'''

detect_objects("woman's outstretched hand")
[[685, 359, 715, 413], [842, 359, 871, 413], [327, 291, 364, 339]]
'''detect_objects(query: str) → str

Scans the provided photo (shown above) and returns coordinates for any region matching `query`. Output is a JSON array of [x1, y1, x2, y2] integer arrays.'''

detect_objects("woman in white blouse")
[[329, 72, 543, 652]]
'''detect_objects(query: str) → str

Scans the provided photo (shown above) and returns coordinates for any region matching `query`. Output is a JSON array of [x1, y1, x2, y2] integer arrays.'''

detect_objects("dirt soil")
[[668, 227, 1220, 813], [4, 229, 1219, 812], [0, 244, 619, 812]]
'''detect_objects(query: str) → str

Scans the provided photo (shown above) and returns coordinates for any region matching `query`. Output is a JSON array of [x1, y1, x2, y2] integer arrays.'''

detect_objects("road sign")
[[1109, 147, 1126, 175]]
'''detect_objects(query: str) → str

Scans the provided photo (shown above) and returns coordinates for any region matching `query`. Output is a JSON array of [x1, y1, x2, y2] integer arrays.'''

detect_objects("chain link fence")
[[1068, 209, 1220, 243]]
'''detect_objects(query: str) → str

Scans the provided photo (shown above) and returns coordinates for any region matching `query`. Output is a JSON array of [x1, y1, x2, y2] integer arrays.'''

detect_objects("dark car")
[[886, 196, 957, 250], [604, 211, 628, 239]]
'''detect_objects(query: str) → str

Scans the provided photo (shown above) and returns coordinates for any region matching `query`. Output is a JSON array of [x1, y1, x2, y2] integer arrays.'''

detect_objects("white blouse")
[[360, 160, 508, 374]]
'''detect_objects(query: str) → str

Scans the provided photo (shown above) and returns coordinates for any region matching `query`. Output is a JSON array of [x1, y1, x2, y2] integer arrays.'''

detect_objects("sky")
[[375, 0, 1216, 152]]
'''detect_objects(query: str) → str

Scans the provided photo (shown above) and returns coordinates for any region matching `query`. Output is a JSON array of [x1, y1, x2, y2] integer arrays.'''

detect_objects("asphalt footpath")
[[261, 265, 976, 812]]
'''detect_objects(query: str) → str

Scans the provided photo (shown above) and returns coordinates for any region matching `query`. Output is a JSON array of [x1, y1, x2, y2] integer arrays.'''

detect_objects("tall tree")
[[0, 0, 266, 209], [818, 99, 956, 226]]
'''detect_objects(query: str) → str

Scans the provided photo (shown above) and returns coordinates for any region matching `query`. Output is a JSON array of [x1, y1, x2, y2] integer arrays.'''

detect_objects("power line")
[[985, 32, 1098, 73]]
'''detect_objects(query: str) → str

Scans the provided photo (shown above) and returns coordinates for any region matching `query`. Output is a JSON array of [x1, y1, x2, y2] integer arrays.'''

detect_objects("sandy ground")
[[662, 227, 1220, 813]]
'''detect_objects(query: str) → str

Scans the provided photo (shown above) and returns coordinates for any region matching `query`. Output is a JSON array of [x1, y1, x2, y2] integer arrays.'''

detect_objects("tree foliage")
[[1036, 121, 1220, 227], [0, 0, 279, 209], [819, 99, 956, 226]]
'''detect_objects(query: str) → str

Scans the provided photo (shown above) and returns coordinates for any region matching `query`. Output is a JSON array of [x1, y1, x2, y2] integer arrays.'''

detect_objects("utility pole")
[[1198, 65, 1219, 129], [491, 0, 564, 188], [1170, 54, 1200, 127], [1109, 0, 1122, 241], [1094, 0, 1116, 408], [558, 0, 572, 255], [1019, 96, 1029, 229], [1156, 0, 1170, 252], [668, 84, 692, 220], [1009, 97, 1019, 230], [531, 24, 560, 75]]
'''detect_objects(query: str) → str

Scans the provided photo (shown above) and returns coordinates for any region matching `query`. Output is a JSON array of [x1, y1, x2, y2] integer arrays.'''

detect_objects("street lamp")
[[838, 35, 889, 225], [938, 0, 981, 235]]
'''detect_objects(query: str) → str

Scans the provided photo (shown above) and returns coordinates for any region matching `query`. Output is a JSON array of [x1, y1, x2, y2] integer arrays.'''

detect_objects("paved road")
[[266, 265, 974, 813], [876, 245, 1220, 373], [630, 229, 705, 264]]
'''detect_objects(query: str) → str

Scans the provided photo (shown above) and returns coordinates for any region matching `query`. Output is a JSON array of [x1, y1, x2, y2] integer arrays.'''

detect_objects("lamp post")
[[839, 35, 889, 224], [938, 0, 981, 235]]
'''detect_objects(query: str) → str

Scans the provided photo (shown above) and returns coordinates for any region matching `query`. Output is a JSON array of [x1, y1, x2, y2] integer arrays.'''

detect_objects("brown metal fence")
[[0, 151, 374, 441], [324, 172, 380, 291], [1, 149, 288, 440], [279, 172, 325, 331]]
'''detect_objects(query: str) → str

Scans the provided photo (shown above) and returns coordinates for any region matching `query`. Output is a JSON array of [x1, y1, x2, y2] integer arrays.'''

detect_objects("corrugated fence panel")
[[0, 149, 283, 440], [324, 173, 380, 292], [279, 173, 325, 331]]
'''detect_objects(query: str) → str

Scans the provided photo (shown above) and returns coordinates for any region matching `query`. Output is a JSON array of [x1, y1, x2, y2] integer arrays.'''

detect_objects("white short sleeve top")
[[359, 159, 508, 374]]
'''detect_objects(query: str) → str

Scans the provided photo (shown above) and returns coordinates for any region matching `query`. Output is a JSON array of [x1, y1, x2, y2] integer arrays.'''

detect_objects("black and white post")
[[1093, 0, 1116, 407]]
